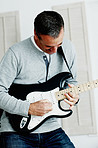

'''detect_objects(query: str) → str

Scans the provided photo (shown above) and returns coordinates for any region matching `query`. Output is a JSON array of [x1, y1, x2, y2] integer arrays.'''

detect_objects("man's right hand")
[[28, 99, 52, 116]]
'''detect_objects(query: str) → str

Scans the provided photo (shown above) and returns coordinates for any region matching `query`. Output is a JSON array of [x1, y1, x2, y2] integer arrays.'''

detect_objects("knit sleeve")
[[0, 48, 30, 117]]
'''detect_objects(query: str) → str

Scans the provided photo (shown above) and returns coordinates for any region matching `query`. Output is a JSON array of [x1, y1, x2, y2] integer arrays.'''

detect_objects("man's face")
[[34, 27, 64, 54]]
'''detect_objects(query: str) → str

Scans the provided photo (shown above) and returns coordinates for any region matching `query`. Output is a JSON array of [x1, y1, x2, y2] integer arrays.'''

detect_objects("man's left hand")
[[64, 83, 79, 109]]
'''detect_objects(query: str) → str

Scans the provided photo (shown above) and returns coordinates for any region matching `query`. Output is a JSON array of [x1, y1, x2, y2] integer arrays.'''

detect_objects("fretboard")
[[55, 79, 98, 100]]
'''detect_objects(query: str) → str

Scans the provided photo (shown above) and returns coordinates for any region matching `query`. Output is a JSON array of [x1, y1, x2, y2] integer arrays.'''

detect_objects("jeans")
[[0, 128, 75, 148]]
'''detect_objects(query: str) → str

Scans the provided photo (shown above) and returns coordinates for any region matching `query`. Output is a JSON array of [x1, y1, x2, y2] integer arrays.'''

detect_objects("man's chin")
[[46, 51, 56, 54]]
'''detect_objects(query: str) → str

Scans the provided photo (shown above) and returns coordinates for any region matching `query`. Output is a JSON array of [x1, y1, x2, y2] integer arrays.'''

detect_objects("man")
[[0, 11, 79, 147]]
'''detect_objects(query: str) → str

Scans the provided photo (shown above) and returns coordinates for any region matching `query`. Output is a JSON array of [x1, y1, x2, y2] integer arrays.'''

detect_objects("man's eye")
[[46, 46, 52, 48]]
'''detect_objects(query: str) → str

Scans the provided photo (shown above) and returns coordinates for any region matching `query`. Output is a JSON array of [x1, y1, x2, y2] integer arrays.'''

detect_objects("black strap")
[[43, 46, 73, 82], [58, 46, 73, 79], [43, 55, 51, 81]]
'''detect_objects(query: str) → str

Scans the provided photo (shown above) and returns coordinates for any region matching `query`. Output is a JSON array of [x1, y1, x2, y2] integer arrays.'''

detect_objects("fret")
[[88, 82, 95, 89], [67, 87, 73, 93], [76, 84, 84, 94], [72, 86, 79, 94], [82, 83, 88, 91], [93, 80, 98, 88], [61, 90, 65, 96], [64, 87, 78, 95], [55, 79, 98, 100], [56, 90, 65, 100], [86, 82, 92, 90], [79, 84, 85, 92], [64, 88, 69, 93]]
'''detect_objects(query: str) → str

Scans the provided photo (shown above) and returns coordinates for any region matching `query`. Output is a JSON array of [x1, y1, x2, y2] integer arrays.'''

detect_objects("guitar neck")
[[55, 79, 98, 100]]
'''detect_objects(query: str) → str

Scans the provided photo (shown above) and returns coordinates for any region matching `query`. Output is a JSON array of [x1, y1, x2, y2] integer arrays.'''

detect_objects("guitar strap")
[[57, 46, 73, 79], [43, 55, 51, 82], [43, 46, 73, 82], [58, 47, 80, 104]]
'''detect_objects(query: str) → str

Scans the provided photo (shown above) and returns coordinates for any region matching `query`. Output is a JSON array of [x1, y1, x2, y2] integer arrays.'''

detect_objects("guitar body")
[[7, 72, 72, 133]]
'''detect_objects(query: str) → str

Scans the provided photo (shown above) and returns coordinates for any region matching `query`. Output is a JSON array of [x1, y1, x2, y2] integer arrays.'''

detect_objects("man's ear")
[[34, 30, 41, 40], [34, 30, 38, 40], [34, 29, 36, 35]]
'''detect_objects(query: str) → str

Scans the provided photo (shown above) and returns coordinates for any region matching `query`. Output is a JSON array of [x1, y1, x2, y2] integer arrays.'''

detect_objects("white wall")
[[0, 0, 98, 147]]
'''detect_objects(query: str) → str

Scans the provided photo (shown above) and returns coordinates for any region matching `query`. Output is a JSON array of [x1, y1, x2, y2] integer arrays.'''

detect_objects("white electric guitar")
[[7, 72, 98, 133]]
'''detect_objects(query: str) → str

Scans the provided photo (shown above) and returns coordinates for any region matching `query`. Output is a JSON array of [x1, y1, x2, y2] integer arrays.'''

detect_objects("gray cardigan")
[[0, 37, 77, 133]]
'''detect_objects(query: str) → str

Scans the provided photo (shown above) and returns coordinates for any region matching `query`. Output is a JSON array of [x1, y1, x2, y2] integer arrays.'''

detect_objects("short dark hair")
[[34, 11, 64, 39]]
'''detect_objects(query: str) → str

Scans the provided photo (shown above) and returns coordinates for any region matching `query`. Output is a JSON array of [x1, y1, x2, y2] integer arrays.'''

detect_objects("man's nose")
[[51, 46, 58, 53]]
